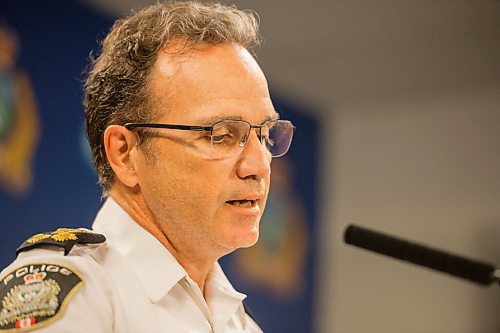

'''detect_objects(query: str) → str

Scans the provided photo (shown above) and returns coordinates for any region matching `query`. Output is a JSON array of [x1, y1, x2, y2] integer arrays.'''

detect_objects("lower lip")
[[225, 201, 261, 216]]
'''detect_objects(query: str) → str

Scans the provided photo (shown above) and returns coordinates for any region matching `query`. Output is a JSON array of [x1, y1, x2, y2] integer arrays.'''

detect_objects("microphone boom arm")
[[344, 225, 499, 287]]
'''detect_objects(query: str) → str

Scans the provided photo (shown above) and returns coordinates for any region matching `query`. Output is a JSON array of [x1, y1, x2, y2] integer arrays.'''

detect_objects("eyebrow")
[[201, 112, 280, 126]]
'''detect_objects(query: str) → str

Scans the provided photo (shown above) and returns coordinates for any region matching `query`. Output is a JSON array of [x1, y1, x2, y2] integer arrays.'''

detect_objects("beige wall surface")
[[318, 90, 500, 333]]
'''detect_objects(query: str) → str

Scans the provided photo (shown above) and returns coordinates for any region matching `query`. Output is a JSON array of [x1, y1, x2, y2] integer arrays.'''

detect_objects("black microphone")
[[344, 224, 500, 286]]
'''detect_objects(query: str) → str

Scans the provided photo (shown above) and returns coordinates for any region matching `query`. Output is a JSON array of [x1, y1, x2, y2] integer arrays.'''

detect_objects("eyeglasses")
[[124, 119, 295, 159]]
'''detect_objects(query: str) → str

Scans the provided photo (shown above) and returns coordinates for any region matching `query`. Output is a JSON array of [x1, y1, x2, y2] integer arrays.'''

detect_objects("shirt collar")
[[205, 263, 248, 329], [92, 197, 248, 324], [92, 197, 186, 303]]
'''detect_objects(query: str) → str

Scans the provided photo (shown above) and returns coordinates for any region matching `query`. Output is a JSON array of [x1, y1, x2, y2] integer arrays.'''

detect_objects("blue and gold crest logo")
[[232, 159, 309, 299], [0, 23, 40, 196]]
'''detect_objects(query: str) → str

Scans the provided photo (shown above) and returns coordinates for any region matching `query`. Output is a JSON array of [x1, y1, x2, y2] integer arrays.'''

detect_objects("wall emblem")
[[232, 159, 309, 299], [0, 23, 40, 196]]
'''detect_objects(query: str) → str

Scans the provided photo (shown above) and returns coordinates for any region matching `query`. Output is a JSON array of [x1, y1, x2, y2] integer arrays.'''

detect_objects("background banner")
[[1, 1, 319, 332]]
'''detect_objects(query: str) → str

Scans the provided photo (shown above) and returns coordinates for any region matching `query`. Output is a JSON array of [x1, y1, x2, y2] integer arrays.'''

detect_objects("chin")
[[239, 235, 259, 248], [228, 226, 260, 250]]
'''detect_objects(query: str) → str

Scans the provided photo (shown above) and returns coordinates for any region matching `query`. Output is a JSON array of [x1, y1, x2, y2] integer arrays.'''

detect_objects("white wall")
[[317, 88, 500, 332]]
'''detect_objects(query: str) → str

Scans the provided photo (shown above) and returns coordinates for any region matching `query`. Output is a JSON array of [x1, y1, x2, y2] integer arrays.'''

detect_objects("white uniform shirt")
[[0, 198, 263, 333]]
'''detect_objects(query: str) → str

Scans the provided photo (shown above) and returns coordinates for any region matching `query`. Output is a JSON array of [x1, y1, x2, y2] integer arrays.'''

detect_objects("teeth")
[[239, 200, 252, 208], [229, 200, 254, 208]]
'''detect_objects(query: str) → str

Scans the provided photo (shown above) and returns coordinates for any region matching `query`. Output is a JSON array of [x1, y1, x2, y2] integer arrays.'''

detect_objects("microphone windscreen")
[[344, 225, 495, 286]]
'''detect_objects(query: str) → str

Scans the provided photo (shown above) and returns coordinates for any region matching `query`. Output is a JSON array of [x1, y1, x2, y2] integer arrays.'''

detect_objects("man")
[[0, 1, 294, 332]]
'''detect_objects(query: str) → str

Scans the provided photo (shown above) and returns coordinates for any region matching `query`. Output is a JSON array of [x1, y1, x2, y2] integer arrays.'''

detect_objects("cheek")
[[142, 147, 231, 215]]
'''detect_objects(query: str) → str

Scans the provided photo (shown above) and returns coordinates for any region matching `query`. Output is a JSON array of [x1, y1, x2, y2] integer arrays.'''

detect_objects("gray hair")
[[84, 1, 260, 192]]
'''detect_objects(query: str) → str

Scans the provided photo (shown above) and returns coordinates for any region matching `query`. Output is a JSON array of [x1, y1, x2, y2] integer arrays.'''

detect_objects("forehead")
[[149, 43, 277, 124]]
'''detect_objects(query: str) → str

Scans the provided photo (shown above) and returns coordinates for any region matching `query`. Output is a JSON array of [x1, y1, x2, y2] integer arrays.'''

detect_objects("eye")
[[211, 123, 241, 145], [211, 127, 236, 144], [211, 133, 233, 144]]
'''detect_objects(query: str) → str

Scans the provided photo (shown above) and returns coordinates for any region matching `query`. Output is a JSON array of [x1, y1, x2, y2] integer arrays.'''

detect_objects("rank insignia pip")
[[16, 228, 106, 256], [0, 263, 82, 332]]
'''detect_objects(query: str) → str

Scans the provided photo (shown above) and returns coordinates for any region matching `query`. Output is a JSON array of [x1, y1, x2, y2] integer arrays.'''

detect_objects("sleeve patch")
[[0, 263, 83, 332]]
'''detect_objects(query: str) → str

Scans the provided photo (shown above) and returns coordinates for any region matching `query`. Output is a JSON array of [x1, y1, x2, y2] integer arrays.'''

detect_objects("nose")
[[236, 130, 271, 180]]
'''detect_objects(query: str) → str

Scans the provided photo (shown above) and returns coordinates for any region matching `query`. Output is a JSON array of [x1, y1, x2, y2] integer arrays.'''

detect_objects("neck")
[[108, 184, 216, 294]]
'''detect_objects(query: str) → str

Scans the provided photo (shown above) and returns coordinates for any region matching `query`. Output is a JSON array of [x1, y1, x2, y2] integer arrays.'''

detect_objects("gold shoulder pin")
[[17, 228, 106, 256]]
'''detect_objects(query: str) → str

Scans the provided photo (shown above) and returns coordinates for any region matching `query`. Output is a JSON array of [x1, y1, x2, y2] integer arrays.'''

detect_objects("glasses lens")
[[211, 120, 250, 158], [265, 120, 294, 157], [209, 119, 294, 158]]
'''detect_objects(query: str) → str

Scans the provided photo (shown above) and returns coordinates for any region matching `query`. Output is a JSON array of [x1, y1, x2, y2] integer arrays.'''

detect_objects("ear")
[[103, 125, 140, 188]]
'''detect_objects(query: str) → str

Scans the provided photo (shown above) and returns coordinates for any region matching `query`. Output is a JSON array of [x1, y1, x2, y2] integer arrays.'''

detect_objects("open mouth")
[[226, 199, 257, 208]]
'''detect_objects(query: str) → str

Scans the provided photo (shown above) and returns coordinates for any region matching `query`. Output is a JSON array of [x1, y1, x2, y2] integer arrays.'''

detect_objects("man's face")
[[135, 43, 276, 259]]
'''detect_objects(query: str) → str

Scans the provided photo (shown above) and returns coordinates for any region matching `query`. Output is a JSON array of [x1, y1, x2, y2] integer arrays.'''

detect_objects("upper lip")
[[225, 193, 264, 202]]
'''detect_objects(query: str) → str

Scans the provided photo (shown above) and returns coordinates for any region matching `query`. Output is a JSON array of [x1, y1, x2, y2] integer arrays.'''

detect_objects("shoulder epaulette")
[[16, 228, 106, 256]]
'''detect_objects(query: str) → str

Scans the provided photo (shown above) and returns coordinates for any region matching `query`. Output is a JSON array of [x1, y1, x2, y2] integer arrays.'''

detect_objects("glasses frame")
[[124, 118, 295, 157]]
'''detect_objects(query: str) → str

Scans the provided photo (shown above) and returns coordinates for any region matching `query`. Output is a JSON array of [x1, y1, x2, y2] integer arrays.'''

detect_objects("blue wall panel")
[[0, 2, 319, 332]]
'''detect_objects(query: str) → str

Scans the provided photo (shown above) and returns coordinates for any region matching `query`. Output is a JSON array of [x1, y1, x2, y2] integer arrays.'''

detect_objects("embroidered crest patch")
[[0, 263, 82, 332]]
